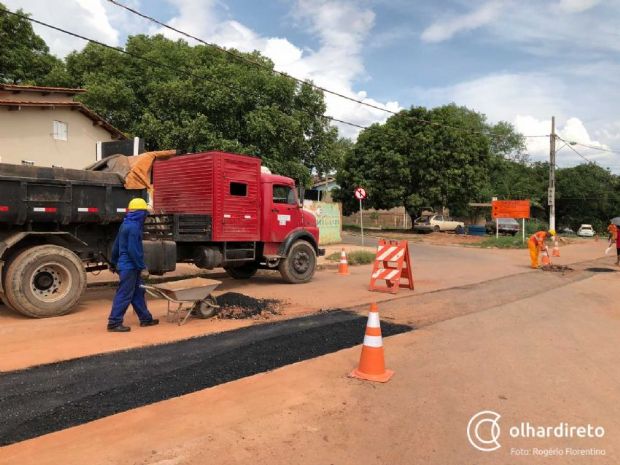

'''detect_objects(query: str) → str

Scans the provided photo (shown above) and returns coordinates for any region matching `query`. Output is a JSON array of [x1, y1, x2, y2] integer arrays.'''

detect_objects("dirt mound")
[[215, 292, 280, 319]]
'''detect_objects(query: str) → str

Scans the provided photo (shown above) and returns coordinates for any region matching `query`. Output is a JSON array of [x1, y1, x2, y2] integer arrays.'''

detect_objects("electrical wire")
[[0, 7, 367, 129], [1, 6, 552, 140], [106, 0, 549, 140], [565, 141, 620, 155]]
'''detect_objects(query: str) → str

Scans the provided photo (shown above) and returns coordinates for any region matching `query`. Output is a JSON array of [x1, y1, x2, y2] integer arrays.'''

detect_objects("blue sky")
[[7, 0, 620, 167]]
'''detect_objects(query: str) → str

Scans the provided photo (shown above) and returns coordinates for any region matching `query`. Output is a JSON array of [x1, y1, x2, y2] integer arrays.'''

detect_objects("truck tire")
[[279, 240, 316, 284], [4, 245, 86, 318], [224, 263, 258, 279]]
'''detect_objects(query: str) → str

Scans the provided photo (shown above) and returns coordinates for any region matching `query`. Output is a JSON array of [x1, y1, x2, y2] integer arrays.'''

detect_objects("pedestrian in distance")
[[107, 198, 159, 332], [528, 229, 556, 269]]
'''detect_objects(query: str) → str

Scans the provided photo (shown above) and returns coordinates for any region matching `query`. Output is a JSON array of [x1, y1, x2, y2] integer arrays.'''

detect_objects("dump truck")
[[0, 151, 323, 318]]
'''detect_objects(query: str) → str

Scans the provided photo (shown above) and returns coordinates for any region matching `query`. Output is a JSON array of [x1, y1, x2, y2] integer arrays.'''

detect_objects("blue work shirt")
[[111, 210, 148, 271]]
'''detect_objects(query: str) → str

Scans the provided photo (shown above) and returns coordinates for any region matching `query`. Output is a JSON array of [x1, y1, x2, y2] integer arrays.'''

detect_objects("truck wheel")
[[4, 245, 86, 318], [279, 240, 316, 284], [224, 263, 258, 279]]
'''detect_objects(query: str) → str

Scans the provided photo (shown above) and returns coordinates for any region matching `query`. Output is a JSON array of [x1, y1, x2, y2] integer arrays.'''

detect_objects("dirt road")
[[0, 241, 617, 464]]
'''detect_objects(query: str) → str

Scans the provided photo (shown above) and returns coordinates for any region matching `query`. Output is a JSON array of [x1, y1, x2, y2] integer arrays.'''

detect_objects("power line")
[[1, 6, 551, 141], [557, 136, 598, 166], [0, 7, 367, 130], [566, 141, 620, 155], [107, 0, 548, 140]]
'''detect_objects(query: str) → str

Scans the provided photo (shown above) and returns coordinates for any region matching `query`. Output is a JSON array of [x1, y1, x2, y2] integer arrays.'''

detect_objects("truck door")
[[269, 183, 302, 243]]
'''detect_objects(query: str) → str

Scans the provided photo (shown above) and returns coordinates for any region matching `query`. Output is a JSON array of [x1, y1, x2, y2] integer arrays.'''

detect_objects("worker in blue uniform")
[[107, 198, 159, 332]]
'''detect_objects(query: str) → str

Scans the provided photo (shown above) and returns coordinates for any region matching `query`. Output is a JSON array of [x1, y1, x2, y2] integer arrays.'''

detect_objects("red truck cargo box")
[[153, 151, 261, 242]]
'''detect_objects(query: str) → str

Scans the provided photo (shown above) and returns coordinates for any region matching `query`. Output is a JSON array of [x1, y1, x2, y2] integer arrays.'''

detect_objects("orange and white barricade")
[[369, 239, 414, 294]]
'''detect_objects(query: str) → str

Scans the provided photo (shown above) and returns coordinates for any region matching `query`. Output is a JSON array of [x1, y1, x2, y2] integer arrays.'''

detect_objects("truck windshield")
[[273, 185, 296, 205]]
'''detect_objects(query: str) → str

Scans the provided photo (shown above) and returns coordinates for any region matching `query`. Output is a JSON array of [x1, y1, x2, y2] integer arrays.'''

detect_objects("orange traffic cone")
[[338, 248, 350, 275], [541, 249, 551, 266], [349, 303, 394, 383], [552, 239, 560, 257]]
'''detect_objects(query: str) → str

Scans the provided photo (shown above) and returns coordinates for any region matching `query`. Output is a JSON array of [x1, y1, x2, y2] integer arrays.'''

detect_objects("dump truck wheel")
[[224, 263, 258, 280], [4, 245, 86, 318], [279, 240, 316, 284]]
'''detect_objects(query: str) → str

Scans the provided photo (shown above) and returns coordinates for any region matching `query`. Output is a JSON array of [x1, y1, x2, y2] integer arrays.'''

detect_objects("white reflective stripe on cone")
[[363, 335, 383, 348], [367, 312, 381, 328]]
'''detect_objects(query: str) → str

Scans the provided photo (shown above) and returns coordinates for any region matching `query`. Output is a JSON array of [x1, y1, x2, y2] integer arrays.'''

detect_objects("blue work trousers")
[[108, 269, 153, 325]]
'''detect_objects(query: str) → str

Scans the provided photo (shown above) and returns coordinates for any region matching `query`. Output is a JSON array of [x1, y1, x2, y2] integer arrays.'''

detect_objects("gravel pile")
[[215, 292, 280, 319], [541, 264, 574, 272]]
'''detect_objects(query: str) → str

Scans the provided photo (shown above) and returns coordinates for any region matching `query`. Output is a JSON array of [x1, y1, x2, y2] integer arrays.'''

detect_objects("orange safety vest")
[[529, 231, 548, 250]]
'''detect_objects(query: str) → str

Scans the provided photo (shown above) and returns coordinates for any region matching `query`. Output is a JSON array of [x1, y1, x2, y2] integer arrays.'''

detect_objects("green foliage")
[[555, 164, 620, 231], [326, 250, 375, 265], [0, 4, 65, 84], [59, 36, 340, 185], [475, 236, 528, 249], [335, 104, 492, 219]]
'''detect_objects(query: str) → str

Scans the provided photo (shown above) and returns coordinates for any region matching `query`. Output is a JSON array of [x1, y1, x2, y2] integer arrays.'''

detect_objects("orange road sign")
[[492, 200, 530, 219]]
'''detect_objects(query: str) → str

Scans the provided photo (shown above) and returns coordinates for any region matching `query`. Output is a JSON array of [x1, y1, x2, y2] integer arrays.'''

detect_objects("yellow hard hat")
[[127, 198, 148, 211], [549, 229, 556, 236]]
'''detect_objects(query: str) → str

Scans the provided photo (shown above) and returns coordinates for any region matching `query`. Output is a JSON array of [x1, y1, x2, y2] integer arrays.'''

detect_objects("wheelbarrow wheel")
[[192, 296, 219, 319]]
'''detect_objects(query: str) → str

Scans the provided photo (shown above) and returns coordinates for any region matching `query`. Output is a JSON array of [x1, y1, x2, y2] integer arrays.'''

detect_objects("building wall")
[[343, 206, 412, 229], [0, 107, 114, 169]]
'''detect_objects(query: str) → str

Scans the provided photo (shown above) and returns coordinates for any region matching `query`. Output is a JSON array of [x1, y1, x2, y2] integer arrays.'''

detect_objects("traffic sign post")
[[355, 187, 367, 246]]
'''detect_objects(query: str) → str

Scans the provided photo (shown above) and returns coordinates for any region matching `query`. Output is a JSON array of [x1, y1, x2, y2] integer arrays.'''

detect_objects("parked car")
[[486, 218, 520, 236], [414, 214, 465, 233], [558, 227, 575, 236], [577, 224, 595, 237]]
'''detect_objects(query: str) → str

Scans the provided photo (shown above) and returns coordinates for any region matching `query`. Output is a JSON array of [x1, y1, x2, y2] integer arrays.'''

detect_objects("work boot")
[[107, 324, 131, 332], [140, 318, 160, 327]]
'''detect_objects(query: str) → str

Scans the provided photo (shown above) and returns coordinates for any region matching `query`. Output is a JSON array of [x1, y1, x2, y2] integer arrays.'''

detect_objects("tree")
[[63, 35, 341, 186], [336, 104, 494, 220], [0, 4, 66, 84], [555, 164, 620, 231]]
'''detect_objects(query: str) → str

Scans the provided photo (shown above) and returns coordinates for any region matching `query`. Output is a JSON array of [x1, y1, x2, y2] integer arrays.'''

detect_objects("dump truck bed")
[[0, 163, 142, 225]]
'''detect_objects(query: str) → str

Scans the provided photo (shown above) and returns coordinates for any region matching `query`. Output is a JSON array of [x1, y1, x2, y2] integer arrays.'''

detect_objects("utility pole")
[[548, 116, 556, 231]]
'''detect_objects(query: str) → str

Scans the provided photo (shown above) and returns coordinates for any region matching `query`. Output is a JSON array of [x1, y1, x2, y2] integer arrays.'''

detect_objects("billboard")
[[303, 201, 342, 245], [492, 200, 531, 219]]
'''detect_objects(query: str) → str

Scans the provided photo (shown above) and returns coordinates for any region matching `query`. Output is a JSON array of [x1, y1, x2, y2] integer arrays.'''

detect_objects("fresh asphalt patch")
[[0, 310, 411, 446]]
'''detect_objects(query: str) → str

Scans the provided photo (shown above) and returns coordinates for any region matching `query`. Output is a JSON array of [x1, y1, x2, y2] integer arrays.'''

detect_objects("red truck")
[[0, 150, 323, 318], [148, 151, 324, 283]]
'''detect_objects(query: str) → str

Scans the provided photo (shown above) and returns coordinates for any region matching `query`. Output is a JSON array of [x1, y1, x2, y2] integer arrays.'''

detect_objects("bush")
[[326, 250, 376, 265], [476, 236, 529, 249]]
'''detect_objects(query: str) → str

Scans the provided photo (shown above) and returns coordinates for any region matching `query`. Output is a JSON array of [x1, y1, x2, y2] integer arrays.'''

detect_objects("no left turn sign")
[[354, 187, 367, 200]]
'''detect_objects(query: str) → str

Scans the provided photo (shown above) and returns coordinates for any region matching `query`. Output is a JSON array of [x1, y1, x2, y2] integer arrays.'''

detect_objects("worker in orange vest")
[[607, 223, 617, 242], [528, 229, 556, 269]]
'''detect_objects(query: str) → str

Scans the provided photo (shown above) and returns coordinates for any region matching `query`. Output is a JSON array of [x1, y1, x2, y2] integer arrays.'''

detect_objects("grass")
[[326, 250, 376, 265], [473, 236, 529, 249]]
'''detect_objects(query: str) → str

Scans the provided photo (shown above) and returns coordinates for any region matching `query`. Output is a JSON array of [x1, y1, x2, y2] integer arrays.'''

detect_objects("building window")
[[230, 182, 248, 196], [53, 120, 68, 141]]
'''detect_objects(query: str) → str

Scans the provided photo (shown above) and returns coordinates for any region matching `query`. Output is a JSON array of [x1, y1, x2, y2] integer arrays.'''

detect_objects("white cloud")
[[556, 0, 601, 13], [421, 1, 505, 43], [409, 71, 619, 168], [3, 0, 120, 57], [513, 115, 613, 166], [157, 0, 399, 137]]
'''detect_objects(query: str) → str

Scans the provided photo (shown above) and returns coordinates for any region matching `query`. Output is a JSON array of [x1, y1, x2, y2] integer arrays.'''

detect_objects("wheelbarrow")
[[142, 277, 222, 326]]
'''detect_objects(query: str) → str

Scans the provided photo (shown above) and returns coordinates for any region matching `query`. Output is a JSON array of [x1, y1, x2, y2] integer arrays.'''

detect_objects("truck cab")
[[147, 151, 324, 284]]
